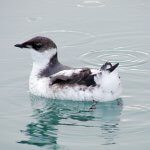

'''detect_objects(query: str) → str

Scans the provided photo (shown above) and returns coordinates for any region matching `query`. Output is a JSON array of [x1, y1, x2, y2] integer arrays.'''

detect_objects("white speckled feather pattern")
[[29, 67, 121, 101]]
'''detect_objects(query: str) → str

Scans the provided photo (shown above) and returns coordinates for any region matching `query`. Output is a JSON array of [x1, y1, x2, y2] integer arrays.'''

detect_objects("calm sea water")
[[0, 0, 150, 149]]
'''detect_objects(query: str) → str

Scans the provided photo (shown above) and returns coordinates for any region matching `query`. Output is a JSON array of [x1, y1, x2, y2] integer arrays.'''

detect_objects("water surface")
[[0, 0, 150, 149]]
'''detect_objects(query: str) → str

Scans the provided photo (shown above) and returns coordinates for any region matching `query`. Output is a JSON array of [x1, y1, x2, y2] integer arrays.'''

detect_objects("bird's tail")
[[101, 62, 119, 73]]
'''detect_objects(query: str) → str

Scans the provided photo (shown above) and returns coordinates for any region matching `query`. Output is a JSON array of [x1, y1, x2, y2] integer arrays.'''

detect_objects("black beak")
[[14, 42, 30, 48], [14, 43, 24, 48]]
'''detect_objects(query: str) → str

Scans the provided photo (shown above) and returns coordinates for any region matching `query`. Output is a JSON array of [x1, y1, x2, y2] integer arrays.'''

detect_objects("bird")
[[14, 36, 122, 101]]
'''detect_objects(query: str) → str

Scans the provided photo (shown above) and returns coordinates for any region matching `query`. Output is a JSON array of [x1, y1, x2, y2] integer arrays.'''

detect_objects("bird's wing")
[[50, 68, 96, 87], [49, 62, 119, 86]]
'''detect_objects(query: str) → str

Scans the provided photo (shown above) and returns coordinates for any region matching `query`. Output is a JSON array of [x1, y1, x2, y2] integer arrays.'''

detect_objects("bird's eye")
[[33, 43, 43, 50], [36, 43, 42, 47]]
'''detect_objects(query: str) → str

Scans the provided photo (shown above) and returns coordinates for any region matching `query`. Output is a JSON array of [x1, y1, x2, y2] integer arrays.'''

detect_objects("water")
[[0, 0, 150, 149]]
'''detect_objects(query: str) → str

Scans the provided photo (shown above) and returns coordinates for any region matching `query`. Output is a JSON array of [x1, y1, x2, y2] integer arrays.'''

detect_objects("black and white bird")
[[15, 36, 122, 101]]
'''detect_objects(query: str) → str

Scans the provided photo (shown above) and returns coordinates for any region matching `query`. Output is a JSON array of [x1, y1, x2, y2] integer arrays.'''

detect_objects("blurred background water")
[[0, 0, 150, 149]]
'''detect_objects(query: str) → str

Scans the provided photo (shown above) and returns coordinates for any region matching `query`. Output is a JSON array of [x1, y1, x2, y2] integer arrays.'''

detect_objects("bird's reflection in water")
[[18, 94, 123, 148]]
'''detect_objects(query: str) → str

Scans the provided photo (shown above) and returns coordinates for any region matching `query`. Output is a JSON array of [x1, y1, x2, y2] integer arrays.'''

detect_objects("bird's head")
[[15, 36, 57, 65]]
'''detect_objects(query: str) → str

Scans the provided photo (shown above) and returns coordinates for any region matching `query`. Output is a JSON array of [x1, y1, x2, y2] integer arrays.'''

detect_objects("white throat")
[[30, 48, 57, 76]]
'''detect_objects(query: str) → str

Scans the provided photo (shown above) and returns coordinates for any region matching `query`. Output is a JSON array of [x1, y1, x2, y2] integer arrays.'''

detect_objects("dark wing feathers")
[[50, 68, 96, 87], [49, 62, 119, 87]]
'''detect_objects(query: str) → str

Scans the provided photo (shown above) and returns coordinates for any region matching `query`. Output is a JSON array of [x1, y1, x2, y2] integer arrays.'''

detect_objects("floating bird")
[[15, 36, 122, 101]]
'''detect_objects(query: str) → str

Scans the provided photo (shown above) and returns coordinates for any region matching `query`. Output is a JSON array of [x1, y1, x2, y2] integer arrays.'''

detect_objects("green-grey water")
[[0, 0, 150, 149]]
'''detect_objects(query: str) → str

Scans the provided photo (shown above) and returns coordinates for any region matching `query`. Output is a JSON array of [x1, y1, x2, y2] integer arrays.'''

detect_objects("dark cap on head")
[[15, 36, 57, 52]]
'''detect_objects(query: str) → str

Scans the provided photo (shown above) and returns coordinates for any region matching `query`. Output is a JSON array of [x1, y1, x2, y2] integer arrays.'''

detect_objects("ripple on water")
[[140, 2, 150, 7], [79, 49, 149, 67], [77, 0, 105, 8], [26, 17, 42, 22], [24, 30, 95, 48], [79, 32, 150, 73], [120, 104, 150, 138]]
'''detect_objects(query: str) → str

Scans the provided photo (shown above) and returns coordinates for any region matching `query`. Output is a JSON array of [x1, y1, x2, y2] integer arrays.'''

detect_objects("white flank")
[[29, 67, 122, 102]]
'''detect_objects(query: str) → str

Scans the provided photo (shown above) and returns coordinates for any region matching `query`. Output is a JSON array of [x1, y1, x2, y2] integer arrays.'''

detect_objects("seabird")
[[15, 36, 122, 101]]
